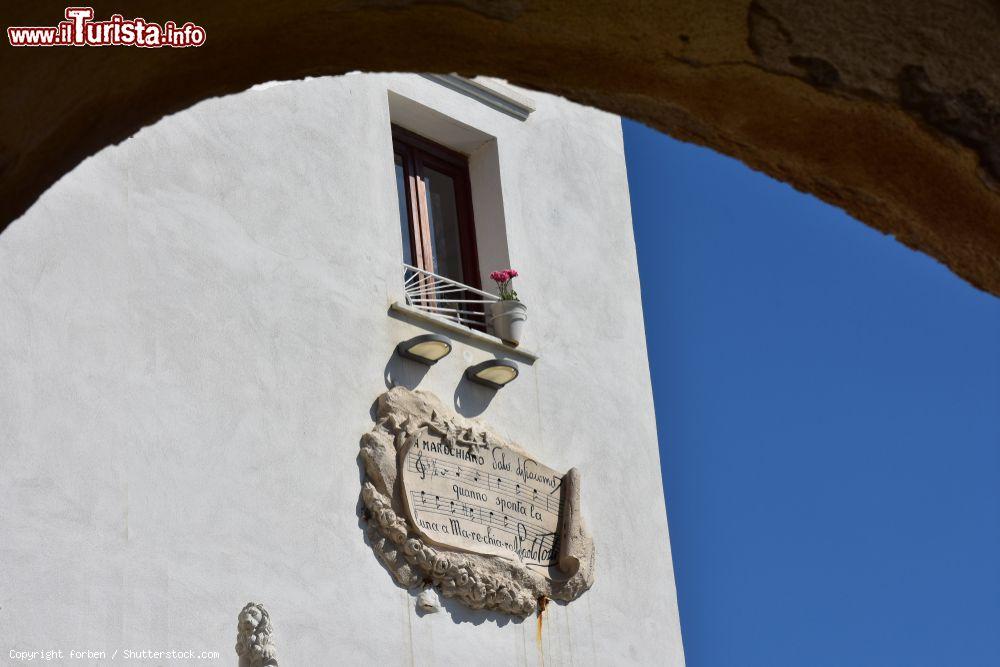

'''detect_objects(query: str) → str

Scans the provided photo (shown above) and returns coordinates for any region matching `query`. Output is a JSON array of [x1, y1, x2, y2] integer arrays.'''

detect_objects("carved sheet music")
[[401, 435, 563, 569]]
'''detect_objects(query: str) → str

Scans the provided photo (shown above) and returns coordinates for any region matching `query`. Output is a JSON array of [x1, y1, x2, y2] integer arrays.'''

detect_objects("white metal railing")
[[403, 263, 498, 330]]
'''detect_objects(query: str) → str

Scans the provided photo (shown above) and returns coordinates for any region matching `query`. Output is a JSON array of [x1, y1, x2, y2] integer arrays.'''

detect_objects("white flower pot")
[[489, 300, 527, 346]]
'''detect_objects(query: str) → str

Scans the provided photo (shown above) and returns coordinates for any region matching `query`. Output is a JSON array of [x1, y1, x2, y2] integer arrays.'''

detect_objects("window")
[[392, 125, 480, 288]]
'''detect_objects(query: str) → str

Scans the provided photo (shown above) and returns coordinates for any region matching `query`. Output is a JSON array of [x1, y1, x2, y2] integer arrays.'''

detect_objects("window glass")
[[422, 167, 464, 283], [391, 126, 479, 294], [394, 153, 414, 266]]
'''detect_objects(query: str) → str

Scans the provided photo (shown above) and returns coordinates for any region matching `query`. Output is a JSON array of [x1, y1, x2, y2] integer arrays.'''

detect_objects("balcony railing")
[[403, 263, 498, 331]]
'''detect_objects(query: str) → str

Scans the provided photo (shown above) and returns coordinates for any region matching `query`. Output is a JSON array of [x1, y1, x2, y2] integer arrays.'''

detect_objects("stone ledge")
[[420, 74, 536, 121], [389, 301, 539, 364]]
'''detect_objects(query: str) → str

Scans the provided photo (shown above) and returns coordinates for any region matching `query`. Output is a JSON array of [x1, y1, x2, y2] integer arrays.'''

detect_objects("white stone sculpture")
[[359, 387, 595, 617], [416, 587, 442, 613], [235, 601, 278, 667]]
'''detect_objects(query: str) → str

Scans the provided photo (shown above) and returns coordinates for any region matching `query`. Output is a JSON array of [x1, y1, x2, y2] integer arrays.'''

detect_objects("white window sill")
[[389, 301, 538, 364]]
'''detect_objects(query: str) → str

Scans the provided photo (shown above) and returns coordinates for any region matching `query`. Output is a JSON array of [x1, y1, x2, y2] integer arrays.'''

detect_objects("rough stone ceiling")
[[2, 1, 999, 295]]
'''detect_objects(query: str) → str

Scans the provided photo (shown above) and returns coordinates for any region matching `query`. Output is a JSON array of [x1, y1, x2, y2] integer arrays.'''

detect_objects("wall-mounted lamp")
[[396, 334, 452, 365], [465, 359, 519, 389]]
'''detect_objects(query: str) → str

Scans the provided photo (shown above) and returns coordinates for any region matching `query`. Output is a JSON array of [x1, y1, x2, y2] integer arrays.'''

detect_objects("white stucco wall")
[[0, 73, 684, 665]]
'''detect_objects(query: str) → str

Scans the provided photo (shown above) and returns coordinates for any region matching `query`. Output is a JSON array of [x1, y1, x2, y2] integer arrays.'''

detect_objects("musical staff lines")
[[402, 442, 567, 565], [409, 490, 559, 557], [407, 447, 562, 514]]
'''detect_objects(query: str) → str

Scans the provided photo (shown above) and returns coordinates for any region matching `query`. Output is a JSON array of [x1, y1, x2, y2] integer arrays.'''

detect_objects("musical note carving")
[[359, 387, 595, 617], [401, 433, 564, 567]]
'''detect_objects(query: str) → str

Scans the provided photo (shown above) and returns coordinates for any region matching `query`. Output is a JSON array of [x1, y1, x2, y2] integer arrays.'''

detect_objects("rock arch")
[[2, 1, 999, 294]]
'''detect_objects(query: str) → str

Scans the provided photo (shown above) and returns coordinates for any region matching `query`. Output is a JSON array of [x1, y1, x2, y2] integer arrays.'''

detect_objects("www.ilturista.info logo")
[[7, 7, 206, 48]]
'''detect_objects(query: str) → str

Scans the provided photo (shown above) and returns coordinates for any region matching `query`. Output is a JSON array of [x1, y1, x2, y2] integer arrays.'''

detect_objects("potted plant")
[[488, 269, 527, 346]]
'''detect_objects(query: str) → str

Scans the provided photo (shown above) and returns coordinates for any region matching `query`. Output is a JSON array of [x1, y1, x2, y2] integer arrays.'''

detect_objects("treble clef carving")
[[414, 450, 428, 480]]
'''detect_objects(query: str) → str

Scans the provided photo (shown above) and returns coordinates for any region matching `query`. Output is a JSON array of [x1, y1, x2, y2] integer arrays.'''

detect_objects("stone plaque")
[[401, 435, 562, 569], [358, 387, 594, 617]]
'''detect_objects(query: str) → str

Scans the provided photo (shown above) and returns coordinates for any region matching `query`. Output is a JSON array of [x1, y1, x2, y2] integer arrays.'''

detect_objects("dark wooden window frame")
[[392, 124, 481, 290]]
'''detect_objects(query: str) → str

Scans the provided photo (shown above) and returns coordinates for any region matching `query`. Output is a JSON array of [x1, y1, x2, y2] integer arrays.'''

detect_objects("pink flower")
[[490, 268, 519, 284]]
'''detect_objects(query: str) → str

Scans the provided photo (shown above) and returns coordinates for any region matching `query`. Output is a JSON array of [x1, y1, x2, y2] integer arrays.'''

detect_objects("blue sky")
[[623, 119, 1000, 667]]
